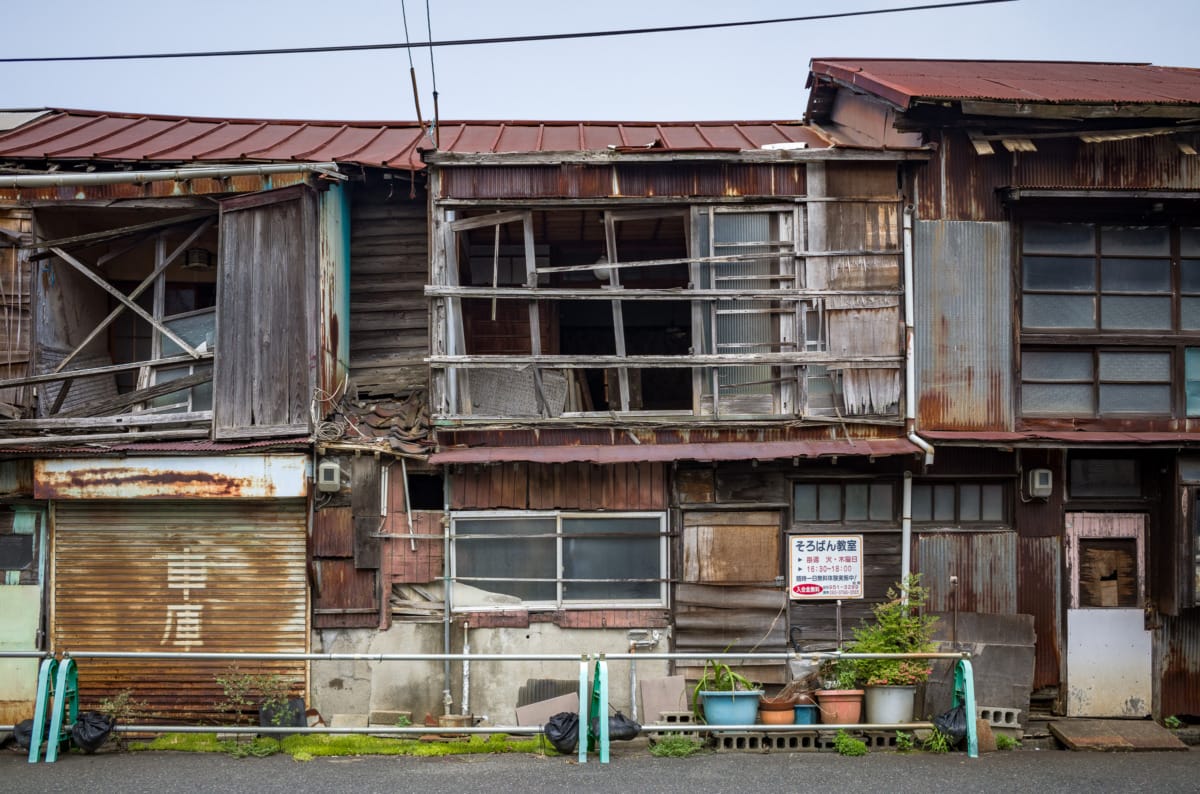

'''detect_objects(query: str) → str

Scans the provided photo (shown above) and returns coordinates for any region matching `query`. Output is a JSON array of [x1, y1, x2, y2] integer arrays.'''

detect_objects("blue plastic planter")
[[699, 690, 763, 725], [793, 704, 819, 725]]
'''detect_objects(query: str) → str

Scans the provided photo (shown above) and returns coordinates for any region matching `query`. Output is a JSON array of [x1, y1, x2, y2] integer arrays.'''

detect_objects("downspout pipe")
[[902, 471, 913, 603], [902, 205, 934, 467], [0, 162, 347, 188], [442, 474, 453, 717]]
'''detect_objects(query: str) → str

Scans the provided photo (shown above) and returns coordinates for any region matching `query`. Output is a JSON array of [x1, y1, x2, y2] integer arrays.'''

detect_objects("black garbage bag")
[[933, 702, 968, 747], [544, 711, 579, 753], [71, 711, 115, 753], [591, 711, 641, 742], [12, 718, 35, 750]]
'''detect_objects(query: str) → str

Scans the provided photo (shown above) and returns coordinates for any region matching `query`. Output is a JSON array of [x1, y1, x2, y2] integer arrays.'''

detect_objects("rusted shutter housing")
[[51, 500, 308, 721]]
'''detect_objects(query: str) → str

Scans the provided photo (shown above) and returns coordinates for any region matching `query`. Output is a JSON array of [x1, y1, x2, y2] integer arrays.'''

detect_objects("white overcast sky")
[[4, 0, 1198, 122]]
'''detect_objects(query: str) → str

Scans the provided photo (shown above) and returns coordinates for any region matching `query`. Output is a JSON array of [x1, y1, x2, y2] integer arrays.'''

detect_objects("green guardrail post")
[[44, 657, 79, 763], [954, 658, 978, 759], [28, 658, 58, 763]]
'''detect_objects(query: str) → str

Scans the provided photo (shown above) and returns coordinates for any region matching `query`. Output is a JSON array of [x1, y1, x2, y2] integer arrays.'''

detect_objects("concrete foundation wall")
[[311, 622, 671, 725]]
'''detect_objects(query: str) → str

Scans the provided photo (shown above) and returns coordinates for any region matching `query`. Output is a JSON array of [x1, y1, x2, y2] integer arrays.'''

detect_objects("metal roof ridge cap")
[[0, 161, 346, 188]]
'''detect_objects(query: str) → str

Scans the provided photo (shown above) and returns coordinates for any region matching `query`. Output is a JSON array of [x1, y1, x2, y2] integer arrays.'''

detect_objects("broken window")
[[450, 512, 667, 609], [429, 201, 902, 421]]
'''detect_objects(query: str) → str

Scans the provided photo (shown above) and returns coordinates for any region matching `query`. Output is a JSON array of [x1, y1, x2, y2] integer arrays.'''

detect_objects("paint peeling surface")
[[1066, 608, 1152, 717], [32, 454, 308, 499]]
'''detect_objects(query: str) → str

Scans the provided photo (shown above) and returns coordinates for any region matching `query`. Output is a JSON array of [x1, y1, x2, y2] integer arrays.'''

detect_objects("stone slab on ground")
[[330, 713, 369, 728], [1049, 719, 1189, 751]]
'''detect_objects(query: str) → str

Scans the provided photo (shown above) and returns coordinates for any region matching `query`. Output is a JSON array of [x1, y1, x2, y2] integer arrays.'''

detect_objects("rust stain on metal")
[[37, 467, 278, 499]]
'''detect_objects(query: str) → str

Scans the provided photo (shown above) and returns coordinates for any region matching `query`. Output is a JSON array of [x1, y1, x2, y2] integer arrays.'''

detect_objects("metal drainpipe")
[[442, 474, 453, 717], [903, 205, 934, 466], [0, 162, 346, 188], [902, 471, 913, 605], [462, 621, 471, 717]]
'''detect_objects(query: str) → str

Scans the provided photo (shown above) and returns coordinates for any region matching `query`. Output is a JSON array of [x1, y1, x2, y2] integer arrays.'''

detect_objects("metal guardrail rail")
[[8, 649, 977, 764]]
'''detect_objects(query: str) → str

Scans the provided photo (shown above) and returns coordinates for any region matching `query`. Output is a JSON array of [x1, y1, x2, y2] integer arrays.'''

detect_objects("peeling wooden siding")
[[681, 510, 781, 584], [0, 208, 32, 410], [451, 462, 667, 510], [348, 188, 428, 398]]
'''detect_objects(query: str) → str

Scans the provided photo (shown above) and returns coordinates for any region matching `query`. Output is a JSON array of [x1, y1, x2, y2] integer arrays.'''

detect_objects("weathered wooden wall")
[[450, 462, 667, 510], [348, 184, 428, 398], [0, 208, 32, 411]]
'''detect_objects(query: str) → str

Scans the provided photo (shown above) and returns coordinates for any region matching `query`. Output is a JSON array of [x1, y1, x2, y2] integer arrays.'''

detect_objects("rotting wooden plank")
[[0, 410, 212, 432], [313, 506, 355, 558], [56, 370, 212, 418], [27, 211, 214, 261], [0, 428, 208, 447], [352, 456, 382, 569], [676, 584, 788, 610]]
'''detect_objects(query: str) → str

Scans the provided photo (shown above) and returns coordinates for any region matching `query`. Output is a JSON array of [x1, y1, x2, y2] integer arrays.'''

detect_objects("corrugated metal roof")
[[922, 430, 1200, 445], [0, 109, 826, 170], [809, 59, 1200, 110], [430, 438, 920, 464]]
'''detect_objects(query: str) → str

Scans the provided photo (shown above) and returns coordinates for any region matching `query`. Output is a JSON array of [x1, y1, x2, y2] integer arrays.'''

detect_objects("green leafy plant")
[[215, 667, 297, 728], [833, 729, 868, 757], [649, 735, 705, 757], [995, 734, 1020, 751], [922, 728, 952, 753], [895, 730, 915, 752], [1164, 715, 1184, 730], [847, 575, 938, 687], [97, 689, 153, 750], [692, 658, 758, 716], [395, 713, 413, 727]]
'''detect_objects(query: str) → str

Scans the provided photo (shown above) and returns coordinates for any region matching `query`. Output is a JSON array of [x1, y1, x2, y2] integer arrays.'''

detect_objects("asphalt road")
[[4, 743, 1199, 794]]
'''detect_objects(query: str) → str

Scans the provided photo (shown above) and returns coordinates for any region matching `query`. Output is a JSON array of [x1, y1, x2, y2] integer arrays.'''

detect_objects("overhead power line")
[[0, 1, 1017, 64]]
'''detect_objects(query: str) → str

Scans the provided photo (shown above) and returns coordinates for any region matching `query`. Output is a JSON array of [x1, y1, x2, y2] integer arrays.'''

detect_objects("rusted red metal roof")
[[430, 438, 921, 464], [0, 110, 826, 170], [809, 59, 1200, 110], [922, 430, 1200, 446]]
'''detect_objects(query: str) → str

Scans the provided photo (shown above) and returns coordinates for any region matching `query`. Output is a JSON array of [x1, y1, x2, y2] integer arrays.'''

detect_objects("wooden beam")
[[56, 369, 212, 419], [50, 247, 201, 358], [0, 352, 213, 390], [0, 428, 209, 447], [428, 353, 902, 368], [28, 211, 214, 260], [447, 210, 527, 232], [1, 410, 212, 432], [426, 286, 901, 300]]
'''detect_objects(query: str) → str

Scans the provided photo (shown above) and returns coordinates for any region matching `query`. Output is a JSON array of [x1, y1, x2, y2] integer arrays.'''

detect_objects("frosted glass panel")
[[933, 484, 955, 521], [1098, 351, 1170, 381], [1099, 384, 1170, 414], [911, 484, 931, 521], [1100, 296, 1170, 329], [1024, 295, 1095, 328], [1023, 383, 1094, 415], [1101, 258, 1170, 292], [1183, 260, 1200, 292], [819, 484, 841, 521], [981, 484, 1004, 521], [869, 483, 893, 521], [960, 484, 981, 521], [844, 484, 869, 521], [1188, 348, 1200, 417], [1182, 228, 1200, 256], [1182, 297, 1200, 330], [1024, 222, 1094, 255], [1100, 226, 1169, 256], [1023, 351, 1092, 381], [794, 484, 817, 520], [1023, 257, 1094, 290]]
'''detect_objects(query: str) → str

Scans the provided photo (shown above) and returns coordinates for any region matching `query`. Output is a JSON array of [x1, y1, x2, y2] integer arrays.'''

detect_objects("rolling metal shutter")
[[52, 500, 308, 722]]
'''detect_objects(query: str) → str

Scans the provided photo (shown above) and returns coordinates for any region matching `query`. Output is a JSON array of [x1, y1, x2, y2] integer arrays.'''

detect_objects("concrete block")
[[863, 730, 899, 750], [977, 705, 1021, 727], [330, 713, 368, 728], [763, 731, 821, 752], [713, 731, 768, 753]]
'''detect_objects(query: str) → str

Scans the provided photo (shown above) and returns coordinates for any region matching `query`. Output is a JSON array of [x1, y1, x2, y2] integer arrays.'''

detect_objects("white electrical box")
[[1028, 468, 1053, 498], [316, 460, 342, 493]]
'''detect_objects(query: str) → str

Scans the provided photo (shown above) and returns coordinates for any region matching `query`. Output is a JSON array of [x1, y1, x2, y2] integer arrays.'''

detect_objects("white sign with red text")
[[788, 534, 864, 600]]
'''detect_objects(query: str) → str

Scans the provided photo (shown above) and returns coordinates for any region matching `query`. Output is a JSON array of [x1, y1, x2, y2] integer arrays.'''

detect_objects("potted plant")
[[813, 656, 864, 724], [693, 660, 763, 726], [758, 691, 800, 725], [847, 575, 937, 725]]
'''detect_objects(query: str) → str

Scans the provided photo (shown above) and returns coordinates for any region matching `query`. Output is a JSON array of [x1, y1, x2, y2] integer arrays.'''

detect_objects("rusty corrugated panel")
[[1012, 136, 1200, 191], [1160, 612, 1200, 716], [33, 455, 308, 499], [451, 461, 666, 510], [51, 500, 307, 722], [438, 163, 807, 200], [811, 60, 1200, 110], [922, 430, 1200, 446], [433, 438, 919, 465], [916, 532, 1017, 614], [0, 112, 827, 171], [0, 172, 312, 202], [1018, 535, 1062, 690], [438, 424, 908, 449], [915, 219, 1013, 431]]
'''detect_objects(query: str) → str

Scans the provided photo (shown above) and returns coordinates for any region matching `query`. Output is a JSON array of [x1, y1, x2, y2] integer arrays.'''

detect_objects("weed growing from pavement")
[[649, 735, 705, 757], [131, 732, 552, 759], [894, 730, 915, 752], [995, 734, 1021, 751], [922, 728, 952, 753], [833, 730, 868, 757]]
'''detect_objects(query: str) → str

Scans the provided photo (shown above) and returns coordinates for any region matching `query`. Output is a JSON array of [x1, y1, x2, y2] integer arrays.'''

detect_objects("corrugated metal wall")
[[915, 220, 1013, 430], [1159, 611, 1200, 717], [1019, 535, 1063, 691], [451, 462, 667, 510], [52, 500, 307, 722], [916, 531, 1018, 614]]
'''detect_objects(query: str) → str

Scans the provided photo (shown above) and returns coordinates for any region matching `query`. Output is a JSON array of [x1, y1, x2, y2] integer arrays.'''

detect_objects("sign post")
[[788, 534, 864, 648]]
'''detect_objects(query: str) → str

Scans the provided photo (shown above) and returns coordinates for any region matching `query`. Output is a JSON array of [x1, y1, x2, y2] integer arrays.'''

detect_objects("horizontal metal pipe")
[[60, 650, 967, 662], [0, 162, 346, 188], [0, 651, 46, 658]]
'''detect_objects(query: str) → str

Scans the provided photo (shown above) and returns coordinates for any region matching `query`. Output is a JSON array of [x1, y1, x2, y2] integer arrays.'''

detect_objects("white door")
[[1064, 512, 1152, 717]]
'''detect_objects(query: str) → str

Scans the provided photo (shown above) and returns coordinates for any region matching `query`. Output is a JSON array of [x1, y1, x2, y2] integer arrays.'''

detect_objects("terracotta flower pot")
[[759, 694, 799, 725], [814, 689, 864, 724]]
